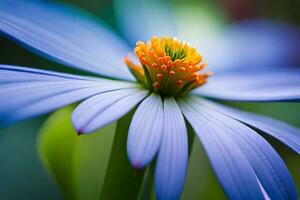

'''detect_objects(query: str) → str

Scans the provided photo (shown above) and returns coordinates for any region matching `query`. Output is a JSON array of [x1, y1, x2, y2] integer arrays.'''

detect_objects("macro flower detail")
[[1, 1, 300, 200], [125, 36, 212, 96]]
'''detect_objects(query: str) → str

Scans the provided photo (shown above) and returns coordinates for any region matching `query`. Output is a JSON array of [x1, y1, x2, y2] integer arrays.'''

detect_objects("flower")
[[1, 1, 300, 200], [125, 37, 212, 96]]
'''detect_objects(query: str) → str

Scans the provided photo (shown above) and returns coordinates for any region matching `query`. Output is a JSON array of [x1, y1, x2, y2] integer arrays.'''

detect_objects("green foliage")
[[38, 107, 146, 200], [38, 106, 116, 200], [38, 106, 78, 200], [100, 110, 145, 200]]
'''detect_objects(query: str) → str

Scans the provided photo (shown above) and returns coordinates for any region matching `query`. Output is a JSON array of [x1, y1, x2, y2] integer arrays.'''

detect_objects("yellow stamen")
[[169, 71, 176, 77], [125, 36, 212, 96], [153, 82, 160, 90], [157, 73, 164, 80], [161, 65, 167, 71]]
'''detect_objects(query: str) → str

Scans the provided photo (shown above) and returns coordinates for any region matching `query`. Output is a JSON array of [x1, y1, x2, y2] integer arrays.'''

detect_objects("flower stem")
[[100, 110, 145, 199]]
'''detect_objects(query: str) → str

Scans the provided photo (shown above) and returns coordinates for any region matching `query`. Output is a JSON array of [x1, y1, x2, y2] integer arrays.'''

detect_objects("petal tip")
[[130, 159, 145, 170], [77, 129, 84, 136]]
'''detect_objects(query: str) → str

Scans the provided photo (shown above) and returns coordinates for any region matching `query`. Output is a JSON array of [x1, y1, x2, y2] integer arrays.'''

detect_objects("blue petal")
[[218, 19, 300, 70], [199, 19, 300, 71], [194, 67, 300, 102], [161, 9, 300, 71], [0, 65, 135, 125], [186, 97, 297, 200], [0, 64, 105, 82], [0, 0, 133, 80], [155, 97, 188, 200], [114, 0, 177, 46], [259, 181, 271, 200], [127, 93, 163, 168], [72, 88, 148, 133], [200, 99, 300, 155], [179, 98, 264, 200]]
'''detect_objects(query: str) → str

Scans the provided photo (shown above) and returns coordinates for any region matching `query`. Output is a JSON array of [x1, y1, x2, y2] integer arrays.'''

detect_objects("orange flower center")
[[125, 36, 212, 97]]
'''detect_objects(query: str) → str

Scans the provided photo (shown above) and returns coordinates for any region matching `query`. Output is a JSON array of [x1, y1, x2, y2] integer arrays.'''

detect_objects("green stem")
[[100, 111, 145, 200], [138, 161, 156, 200], [186, 120, 195, 156]]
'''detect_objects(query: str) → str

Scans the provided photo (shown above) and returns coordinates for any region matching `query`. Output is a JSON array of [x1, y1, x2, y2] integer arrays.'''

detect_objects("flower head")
[[1, 1, 300, 200], [125, 36, 212, 96]]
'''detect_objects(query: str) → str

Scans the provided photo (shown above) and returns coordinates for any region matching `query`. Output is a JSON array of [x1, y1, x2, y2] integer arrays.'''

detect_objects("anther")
[[183, 61, 189, 67], [174, 59, 181, 66], [152, 63, 158, 68], [191, 72, 199, 79], [176, 80, 184, 87], [187, 65, 193, 71], [136, 51, 144, 58], [167, 61, 174, 68], [141, 57, 148, 65], [164, 56, 171, 62], [179, 67, 186, 72], [199, 62, 208, 70], [148, 51, 154, 58], [158, 57, 164, 63], [157, 73, 163, 80], [153, 82, 160, 89], [169, 71, 176, 77], [161, 65, 167, 71], [136, 41, 145, 48]]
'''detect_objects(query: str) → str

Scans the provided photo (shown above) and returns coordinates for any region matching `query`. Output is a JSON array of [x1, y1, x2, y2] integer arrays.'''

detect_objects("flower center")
[[125, 36, 212, 97]]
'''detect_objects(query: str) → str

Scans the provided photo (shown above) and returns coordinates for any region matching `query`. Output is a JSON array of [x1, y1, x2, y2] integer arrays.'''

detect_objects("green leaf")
[[38, 106, 77, 200], [38, 106, 116, 200], [100, 110, 145, 200], [137, 163, 156, 200], [186, 120, 195, 156], [73, 123, 116, 200]]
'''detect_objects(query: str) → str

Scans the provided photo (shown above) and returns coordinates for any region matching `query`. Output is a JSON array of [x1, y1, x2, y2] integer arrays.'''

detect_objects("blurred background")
[[0, 0, 300, 199]]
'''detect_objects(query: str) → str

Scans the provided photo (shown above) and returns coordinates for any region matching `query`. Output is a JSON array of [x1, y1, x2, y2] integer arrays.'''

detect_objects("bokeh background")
[[0, 0, 300, 199]]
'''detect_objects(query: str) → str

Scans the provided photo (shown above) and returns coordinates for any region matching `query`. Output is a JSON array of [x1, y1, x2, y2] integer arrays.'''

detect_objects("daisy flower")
[[1, 1, 300, 200]]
